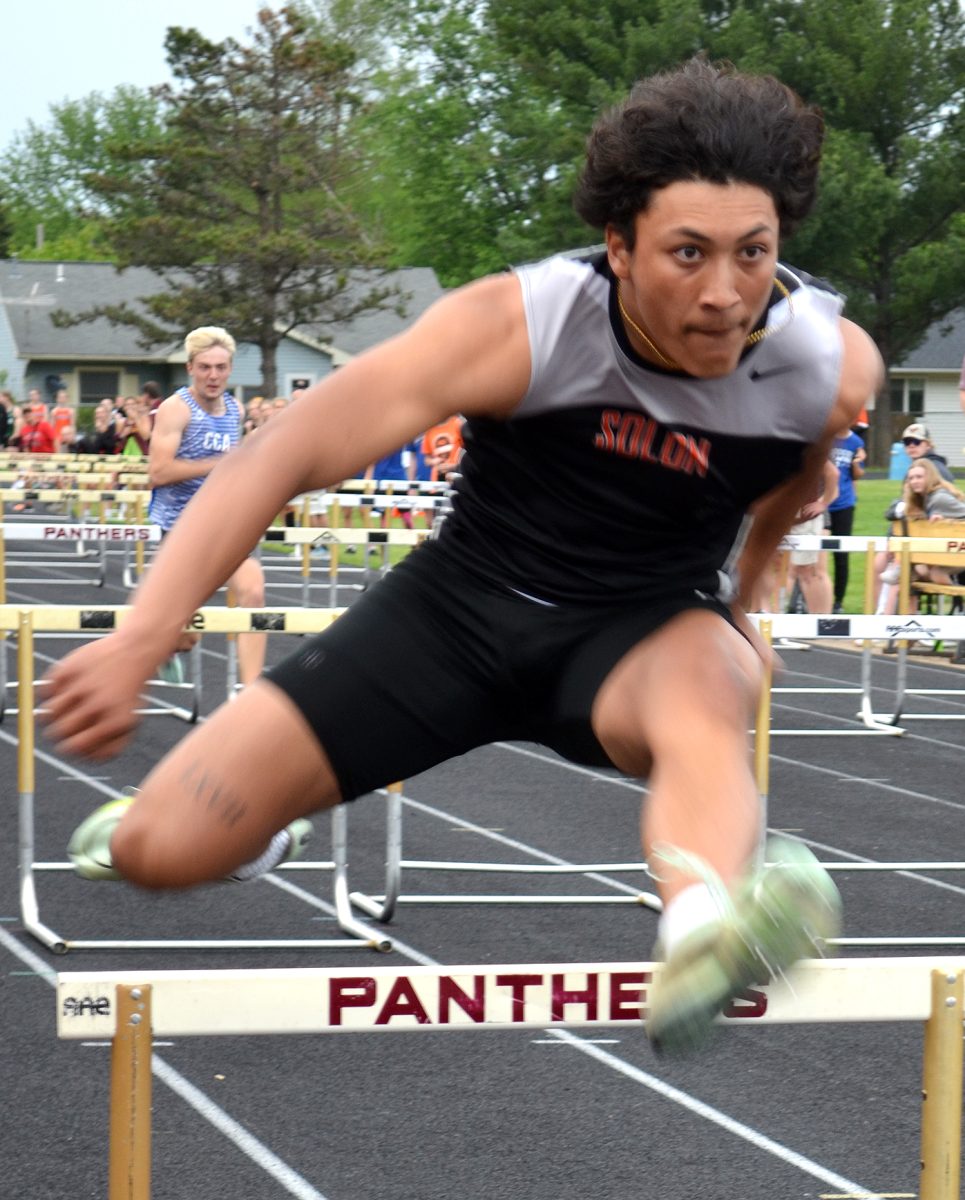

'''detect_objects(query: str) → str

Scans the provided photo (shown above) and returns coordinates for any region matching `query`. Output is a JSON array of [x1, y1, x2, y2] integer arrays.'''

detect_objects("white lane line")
[[769, 747, 965, 814], [0, 624, 920, 1193], [0, 727, 120, 799], [269, 873, 877, 1193], [398, 792, 649, 898], [494, 741, 644, 791], [498, 732, 965, 816], [547, 1027, 877, 1194], [0, 921, 331, 1200], [152, 1057, 330, 1200]]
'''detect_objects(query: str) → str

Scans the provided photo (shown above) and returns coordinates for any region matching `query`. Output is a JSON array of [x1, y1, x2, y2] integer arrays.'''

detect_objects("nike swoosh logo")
[[749, 365, 796, 381]]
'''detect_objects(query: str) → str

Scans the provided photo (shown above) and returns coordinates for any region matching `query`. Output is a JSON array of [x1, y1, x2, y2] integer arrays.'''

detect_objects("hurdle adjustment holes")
[[945, 997, 957, 1008], [130, 1014, 142, 1025]]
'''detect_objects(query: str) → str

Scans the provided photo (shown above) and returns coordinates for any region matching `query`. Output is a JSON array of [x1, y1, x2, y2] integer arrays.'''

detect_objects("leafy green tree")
[[0, 86, 165, 260], [0, 192, 13, 258], [346, 1, 577, 284], [353, 0, 716, 284], [56, 5, 398, 395], [360, 0, 964, 461]]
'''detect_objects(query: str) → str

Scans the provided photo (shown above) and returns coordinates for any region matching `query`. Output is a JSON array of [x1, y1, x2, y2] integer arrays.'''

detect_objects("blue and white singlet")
[[148, 387, 242, 531]]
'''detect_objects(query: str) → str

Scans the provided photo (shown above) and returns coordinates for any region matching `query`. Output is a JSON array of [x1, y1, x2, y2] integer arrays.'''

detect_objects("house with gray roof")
[[0, 259, 444, 412], [888, 309, 965, 466]]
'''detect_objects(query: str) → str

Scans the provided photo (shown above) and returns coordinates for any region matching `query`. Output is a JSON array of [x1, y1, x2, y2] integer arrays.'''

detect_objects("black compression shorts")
[[265, 542, 737, 801]]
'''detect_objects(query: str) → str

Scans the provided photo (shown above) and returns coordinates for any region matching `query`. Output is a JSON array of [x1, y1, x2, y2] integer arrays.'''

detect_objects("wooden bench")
[[896, 519, 965, 612], [891, 519, 965, 661]]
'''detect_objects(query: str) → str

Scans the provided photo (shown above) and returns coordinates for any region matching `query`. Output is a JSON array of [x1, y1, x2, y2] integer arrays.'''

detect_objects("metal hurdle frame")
[[771, 530, 965, 731], [256, 521, 431, 608], [0, 522, 201, 724], [340, 617, 965, 948], [8, 604, 391, 954], [10, 602, 965, 954], [56, 957, 965, 1200]]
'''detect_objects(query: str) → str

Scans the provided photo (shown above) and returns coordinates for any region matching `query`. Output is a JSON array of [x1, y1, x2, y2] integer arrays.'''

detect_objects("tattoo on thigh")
[[181, 761, 248, 829]]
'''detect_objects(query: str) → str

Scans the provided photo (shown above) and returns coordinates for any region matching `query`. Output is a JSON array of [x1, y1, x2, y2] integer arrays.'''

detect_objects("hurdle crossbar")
[[297, 491, 448, 511], [0, 522, 160, 543], [0, 451, 147, 467], [1, 487, 150, 504], [752, 610, 965, 735], [336, 477, 449, 494], [56, 958, 964, 1200], [9, 603, 959, 951], [9, 605, 396, 955]]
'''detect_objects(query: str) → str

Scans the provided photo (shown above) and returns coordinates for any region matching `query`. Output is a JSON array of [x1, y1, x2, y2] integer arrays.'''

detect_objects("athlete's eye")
[[674, 246, 703, 262], [740, 244, 769, 260]]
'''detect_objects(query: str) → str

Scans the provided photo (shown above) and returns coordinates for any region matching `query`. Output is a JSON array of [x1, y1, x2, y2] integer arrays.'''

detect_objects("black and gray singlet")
[[435, 252, 843, 606]]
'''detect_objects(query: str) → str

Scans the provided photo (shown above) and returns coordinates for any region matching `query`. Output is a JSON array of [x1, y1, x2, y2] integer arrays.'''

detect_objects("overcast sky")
[[1, 1, 284, 153]]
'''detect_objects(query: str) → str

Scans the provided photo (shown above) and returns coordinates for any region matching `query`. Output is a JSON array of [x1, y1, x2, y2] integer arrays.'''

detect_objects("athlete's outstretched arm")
[[43, 274, 532, 758]]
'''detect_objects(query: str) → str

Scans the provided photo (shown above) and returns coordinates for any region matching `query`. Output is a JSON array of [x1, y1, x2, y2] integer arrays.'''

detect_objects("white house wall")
[[226, 341, 335, 400], [0, 303, 23, 397], [923, 377, 965, 468]]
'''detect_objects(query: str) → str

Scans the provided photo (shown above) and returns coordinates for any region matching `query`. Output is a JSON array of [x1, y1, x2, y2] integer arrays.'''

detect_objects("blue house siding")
[[227, 341, 334, 397], [0, 259, 442, 405]]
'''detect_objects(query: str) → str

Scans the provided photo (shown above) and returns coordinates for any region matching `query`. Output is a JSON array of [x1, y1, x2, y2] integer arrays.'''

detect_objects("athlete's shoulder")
[[154, 389, 193, 430], [513, 248, 609, 303], [777, 262, 841, 299]]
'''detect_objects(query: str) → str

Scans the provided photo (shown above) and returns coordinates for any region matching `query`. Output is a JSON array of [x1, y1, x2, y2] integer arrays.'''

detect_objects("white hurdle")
[[341, 619, 965, 948], [9, 603, 964, 952], [7, 604, 395, 954], [56, 957, 964, 1200], [765, 532, 965, 731]]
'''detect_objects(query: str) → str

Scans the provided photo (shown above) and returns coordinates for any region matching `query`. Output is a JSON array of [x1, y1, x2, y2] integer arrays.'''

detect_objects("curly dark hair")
[[573, 57, 824, 246]]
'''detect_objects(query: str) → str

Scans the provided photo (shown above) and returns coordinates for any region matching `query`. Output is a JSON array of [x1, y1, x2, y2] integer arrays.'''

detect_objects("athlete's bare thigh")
[[591, 607, 763, 775]]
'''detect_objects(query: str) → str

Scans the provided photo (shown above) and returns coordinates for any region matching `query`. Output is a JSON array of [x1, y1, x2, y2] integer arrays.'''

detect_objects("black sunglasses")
[[903, 438, 923, 446]]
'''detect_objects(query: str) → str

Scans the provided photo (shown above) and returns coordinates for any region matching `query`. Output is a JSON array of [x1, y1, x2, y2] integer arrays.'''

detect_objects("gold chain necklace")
[[616, 277, 793, 371]]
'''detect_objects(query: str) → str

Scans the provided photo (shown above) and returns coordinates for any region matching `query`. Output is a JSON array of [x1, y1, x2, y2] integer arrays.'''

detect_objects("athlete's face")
[[607, 181, 779, 379], [188, 346, 233, 400]]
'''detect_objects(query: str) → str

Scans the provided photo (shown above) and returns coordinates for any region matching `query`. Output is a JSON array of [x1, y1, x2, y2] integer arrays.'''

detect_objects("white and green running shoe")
[[156, 654, 186, 685], [68, 791, 314, 883], [67, 795, 135, 880], [646, 837, 841, 1056]]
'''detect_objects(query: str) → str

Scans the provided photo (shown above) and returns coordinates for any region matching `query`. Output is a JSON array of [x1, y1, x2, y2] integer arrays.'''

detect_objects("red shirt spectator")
[[18, 406, 57, 453]]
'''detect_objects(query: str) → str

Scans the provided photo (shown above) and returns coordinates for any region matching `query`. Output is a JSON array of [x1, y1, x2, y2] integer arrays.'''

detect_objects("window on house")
[[78, 370, 121, 406], [888, 376, 925, 417]]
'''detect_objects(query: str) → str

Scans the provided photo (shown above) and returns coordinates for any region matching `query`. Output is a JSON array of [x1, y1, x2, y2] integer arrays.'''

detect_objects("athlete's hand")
[[40, 632, 161, 760]]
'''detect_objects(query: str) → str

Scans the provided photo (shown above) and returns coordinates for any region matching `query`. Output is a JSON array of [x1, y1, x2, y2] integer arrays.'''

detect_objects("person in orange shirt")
[[50, 389, 75, 451], [421, 416, 464, 481]]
